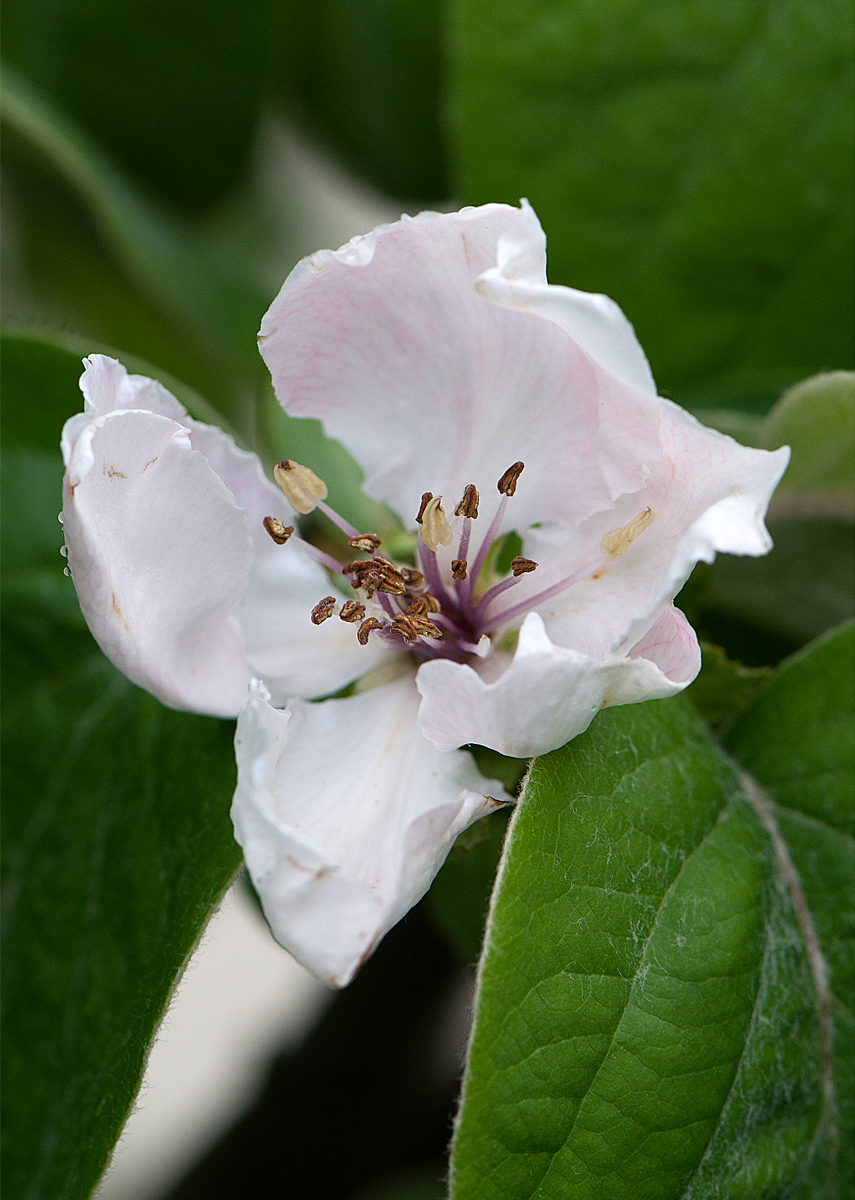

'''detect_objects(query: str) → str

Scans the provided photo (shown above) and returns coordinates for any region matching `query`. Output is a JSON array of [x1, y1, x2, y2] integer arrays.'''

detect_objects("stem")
[[479, 554, 601, 636], [315, 499, 361, 540], [463, 496, 507, 606], [289, 535, 347, 576]]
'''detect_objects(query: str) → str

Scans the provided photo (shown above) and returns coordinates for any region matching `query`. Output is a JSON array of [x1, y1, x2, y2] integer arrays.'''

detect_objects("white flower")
[[61, 201, 789, 986]]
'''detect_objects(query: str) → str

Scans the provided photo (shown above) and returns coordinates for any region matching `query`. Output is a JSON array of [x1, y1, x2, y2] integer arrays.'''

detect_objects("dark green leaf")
[[685, 641, 770, 731], [452, 666, 852, 1197], [430, 808, 512, 964], [2, 0, 274, 211], [451, 0, 854, 391], [282, 0, 449, 199]]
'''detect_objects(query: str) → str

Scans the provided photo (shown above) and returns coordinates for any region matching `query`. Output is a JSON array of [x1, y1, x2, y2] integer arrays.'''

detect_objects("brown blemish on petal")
[[104, 465, 127, 479], [141, 457, 158, 472], [111, 591, 130, 631]]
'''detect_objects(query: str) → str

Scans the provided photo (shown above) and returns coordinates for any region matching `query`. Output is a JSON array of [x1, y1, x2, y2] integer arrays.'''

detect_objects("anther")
[[347, 533, 381, 552], [455, 484, 480, 519], [510, 556, 538, 576], [600, 508, 656, 561], [409, 616, 443, 639], [339, 600, 366, 623], [452, 559, 468, 581], [378, 574, 407, 596], [342, 559, 370, 577], [274, 460, 328, 514], [423, 594, 442, 613], [497, 461, 525, 497], [418, 496, 453, 551], [391, 614, 419, 644], [415, 493, 434, 524], [263, 517, 294, 545], [357, 617, 384, 645], [311, 596, 337, 624], [400, 567, 425, 588], [407, 597, 429, 617]]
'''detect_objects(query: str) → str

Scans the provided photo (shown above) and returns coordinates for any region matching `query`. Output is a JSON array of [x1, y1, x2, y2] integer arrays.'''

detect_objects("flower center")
[[266, 458, 655, 664]]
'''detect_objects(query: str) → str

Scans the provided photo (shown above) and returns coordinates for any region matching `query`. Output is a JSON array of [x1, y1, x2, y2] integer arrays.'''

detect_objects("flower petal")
[[474, 199, 658, 397], [259, 204, 659, 532], [415, 611, 689, 757], [62, 407, 254, 716], [231, 677, 509, 987]]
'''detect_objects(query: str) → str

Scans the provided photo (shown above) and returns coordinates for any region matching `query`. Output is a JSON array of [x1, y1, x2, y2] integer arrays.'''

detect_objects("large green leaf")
[[1, 336, 243, 1198], [452, 627, 853, 1197], [2, 0, 274, 212], [281, 0, 449, 199], [451, 0, 854, 392]]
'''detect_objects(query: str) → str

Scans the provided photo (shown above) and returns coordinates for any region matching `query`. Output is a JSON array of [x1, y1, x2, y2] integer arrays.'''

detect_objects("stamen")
[[274, 460, 328, 514], [311, 596, 337, 624], [263, 517, 294, 545], [407, 597, 429, 617], [400, 567, 425, 588], [497, 461, 525, 497], [418, 496, 453, 551], [422, 594, 442, 613], [600, 508, 656, 560], [339, 600, 366, 623], [347, 533, 381, 552], [451, 559, 468, 581], [357, 617, 384, 645], [415, 493, 434, 524], [287, 533, 346, 575], [464, 494, 509, 601], [480, 554, 600, 636], [455, 484, 480, 519], [510, 556, 538, 576], [409, 616, 443, 639]]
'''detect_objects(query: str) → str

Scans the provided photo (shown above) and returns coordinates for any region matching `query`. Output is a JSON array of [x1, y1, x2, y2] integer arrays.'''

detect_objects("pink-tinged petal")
[[259, 205, 658, 532], [415, 612, 688, 757], [77, 353, 187, 421], [231, 677, 509, 987], [627, 604, 701, 684], [474, 200, 658, 397], [62, 409, 253, 716]]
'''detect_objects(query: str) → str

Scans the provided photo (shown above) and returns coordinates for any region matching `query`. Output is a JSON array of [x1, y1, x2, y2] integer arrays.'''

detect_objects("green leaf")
[[725, 622, 855, 836], [761, 372, 855, 521], [451, 0, 855, 391], [452, 659, 852, 1197], [2, 0, 274, 212], [685, 641, 771, 731], [1, 333, 243, 1197], [281, 0, 449, 199]]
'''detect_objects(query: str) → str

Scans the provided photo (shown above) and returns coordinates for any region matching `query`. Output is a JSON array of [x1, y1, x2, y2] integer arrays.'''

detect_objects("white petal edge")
[[474, 198, 658, 397], [415, 610, 695, 757], [231, 677, 510, 987]]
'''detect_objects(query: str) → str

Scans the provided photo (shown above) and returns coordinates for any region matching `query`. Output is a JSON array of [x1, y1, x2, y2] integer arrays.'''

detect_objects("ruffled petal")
[[62, 408, 254, 716], [259, 205, 659, 533], [415, 611, 689, 757], [474, 199, 657, 397], [231, 677, 509, 987]]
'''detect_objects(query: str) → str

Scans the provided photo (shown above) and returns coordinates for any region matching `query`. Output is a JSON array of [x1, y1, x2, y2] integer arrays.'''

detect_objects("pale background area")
[[93, 125, 451, 1199]]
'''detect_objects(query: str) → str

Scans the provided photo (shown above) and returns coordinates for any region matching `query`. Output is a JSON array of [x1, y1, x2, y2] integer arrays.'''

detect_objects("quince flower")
[[60, 202, 789, 986]]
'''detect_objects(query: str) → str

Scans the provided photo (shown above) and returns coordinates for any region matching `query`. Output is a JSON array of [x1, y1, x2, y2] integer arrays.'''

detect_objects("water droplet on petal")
[[63, 566, 71, 577], [60, 545, 68, 557]]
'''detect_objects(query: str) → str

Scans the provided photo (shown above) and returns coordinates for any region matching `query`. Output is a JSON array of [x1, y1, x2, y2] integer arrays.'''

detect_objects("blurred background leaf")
[[450, 0, 854, 396], [279, 0, 449, 200]]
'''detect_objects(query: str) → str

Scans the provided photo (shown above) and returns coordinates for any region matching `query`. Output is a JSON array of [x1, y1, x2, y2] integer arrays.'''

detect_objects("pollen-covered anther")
[[600, 508, 656, 561], [497, 461, 525, 497], [423, 594, 442, 613], [347, 533, 381, 552], [400, 567, 425, 588], [409, 616, 443, 639], [262, 516, 294, 545], [311, 596, 337, 624], [273, 460, 328, 514], [451, 559, 468, 581], [339, 600, 366, 623], [418, 496, 453, 551], [357, 617, 384, 646], [455, 484, 480, 519], [390, 614, 419, 644], [510, 556, 538, 577]]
